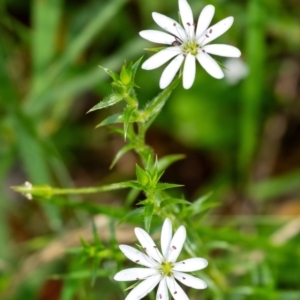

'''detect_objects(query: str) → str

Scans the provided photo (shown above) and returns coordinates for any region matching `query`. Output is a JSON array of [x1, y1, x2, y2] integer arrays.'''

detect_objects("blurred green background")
[[1, 0, 300, 299]]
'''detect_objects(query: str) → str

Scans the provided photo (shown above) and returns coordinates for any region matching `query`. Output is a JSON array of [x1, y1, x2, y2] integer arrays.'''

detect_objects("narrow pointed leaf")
[[157, 154, 185, 172], [88, 93, 123, 112], [110, 145, 135, 169], [95, 113, 124, 128], [160, 198, 191, 208], [144, 203, 154, 232], [99, 66, 119, 81], [123, 106, 136, 139], [143, 76, 180, 128], [154, 183, 183, 191], [120, 207, 144, 224], [132, 56, 144, 80], [125, 181, 144, 190], [91, 255, 102, 286]]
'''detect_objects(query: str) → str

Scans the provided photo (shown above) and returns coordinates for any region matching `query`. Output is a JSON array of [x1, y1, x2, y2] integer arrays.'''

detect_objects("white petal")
[[196, 5, 215, 37], [173, 258, 208, 272], [166, 276, 189, 300], [142, 47, 181, 70], [200, 16, 234, 46], [178, 0, 194, 37], [152, 12, 187, 41], [119, 245, 158, 268], [125, 274, 161, 300], [139, 30, 176, 45], [196, 51, 224, 79], [167, 225, 186, 263], [203, 44, 241, 57], [135, 228, 163, 263], [156, 277, 169, 300], [173, 271, 207, 289], [114, 268, 159, 281], [160, 54, 184, 89], [183, 53, 196, 89], [160, 218, 173, 258]]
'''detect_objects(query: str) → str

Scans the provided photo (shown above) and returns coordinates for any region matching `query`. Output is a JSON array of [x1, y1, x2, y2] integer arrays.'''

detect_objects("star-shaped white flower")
[[139, 0, 241, 89], [114, 218, 208, 300]]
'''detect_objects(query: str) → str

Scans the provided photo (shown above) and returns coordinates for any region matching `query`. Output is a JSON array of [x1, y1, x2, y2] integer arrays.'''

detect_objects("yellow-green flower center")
[[182, 39, 199, 56], [161, 262, 173, 276]]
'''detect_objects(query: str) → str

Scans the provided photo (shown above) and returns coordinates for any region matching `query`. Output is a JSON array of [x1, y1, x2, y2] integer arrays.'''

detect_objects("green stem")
[[12, 181, 134, 198]]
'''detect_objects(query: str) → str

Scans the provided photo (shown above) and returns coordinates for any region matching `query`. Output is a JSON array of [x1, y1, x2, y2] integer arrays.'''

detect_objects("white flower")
[[139, 0, 241, 89], [114, 218, 208, 300]]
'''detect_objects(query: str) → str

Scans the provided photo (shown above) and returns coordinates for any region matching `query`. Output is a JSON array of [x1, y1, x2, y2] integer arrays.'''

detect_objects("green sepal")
[[88, 93, 123, 112], [124, 281, 140, 291], [99, 66, 119, 81], [110, 145, 136, 169], [160, 198, 191, 208], [136, 164, 149, 186], [144, 47, 166, 52], [120, 63, 133, 85], [144, 203, 154, 232]]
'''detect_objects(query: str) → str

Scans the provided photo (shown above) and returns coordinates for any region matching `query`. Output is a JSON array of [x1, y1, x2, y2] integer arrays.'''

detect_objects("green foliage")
[[1, 0, 300, 299]]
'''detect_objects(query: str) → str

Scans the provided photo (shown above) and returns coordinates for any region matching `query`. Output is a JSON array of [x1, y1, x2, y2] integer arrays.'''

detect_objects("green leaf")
[[154, 183, 183, 191], [120, 207, 144, 224], [88, 93, 123, 112], [184, 192, 214, 217], [144, 203, 154, 232], [143, 76, 180, 128], [125, 188, 141, 207], [92, 218, 102, 245], [136, 199, 148, 205], [125, 181, 144, 190], [32, 0, 62, 93], [110, 144, 135, 169], [95, 113, 124, 128], [135, 164, 149, 186], [157, 154, 185, 172], [123, 106, 136, 140], [99, 66, 120, 81], [131, 56, 143, 80], [91, 255, 102, 286], [160, 198, 191, 208]]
